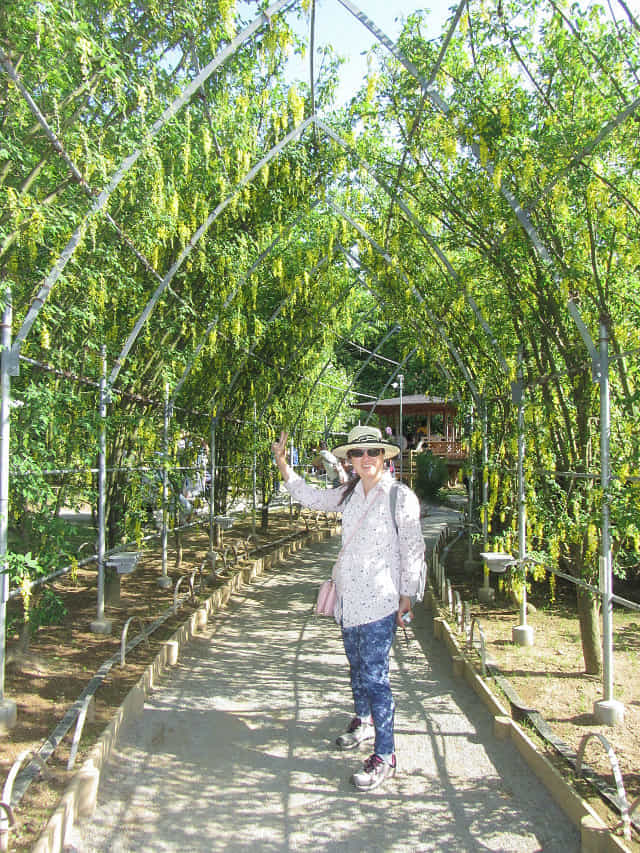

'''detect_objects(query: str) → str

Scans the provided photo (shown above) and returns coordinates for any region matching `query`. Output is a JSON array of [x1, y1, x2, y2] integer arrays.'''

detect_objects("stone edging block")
[[429, 596, 631, 853]]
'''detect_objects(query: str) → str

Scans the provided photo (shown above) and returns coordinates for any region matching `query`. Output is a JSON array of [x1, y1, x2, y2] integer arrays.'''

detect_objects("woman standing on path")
[[271, 425, 425, 792]]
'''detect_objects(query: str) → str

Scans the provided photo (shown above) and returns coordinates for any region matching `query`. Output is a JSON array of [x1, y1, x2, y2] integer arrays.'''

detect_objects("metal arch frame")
[[4, 109, 498, 511], [109, 116, 316, 387], [158, 159, 485, 448], [172, 187, 410, 436], [315, 118, 510, 376], [333, 212, 481, 405], [10, 0, 299, 356], [169, 202, 321, 408], [10, 102, 510, 406], [323, 323, 401, 436], [361, 350, 416, 426], [9, 0, 636, 388], [108, 106, 508, 410]]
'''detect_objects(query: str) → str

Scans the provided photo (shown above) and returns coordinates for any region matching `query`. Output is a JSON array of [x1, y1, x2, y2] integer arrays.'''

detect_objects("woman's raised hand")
[[271, 430, 289, 465]]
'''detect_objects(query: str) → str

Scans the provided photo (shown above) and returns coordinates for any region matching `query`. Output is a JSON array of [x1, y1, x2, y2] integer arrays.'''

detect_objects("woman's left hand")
[[397, 595, 413, 627]]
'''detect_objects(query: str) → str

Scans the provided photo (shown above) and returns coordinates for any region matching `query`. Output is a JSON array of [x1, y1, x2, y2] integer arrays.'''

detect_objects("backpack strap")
[[390, 481, 400, 534]]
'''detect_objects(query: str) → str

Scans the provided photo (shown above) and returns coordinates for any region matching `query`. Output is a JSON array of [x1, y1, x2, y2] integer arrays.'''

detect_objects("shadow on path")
[[71, 505, 580, 852]]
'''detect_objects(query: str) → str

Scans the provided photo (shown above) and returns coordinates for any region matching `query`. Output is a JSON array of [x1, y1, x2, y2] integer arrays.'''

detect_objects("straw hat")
[[332, 425, 400, 460]]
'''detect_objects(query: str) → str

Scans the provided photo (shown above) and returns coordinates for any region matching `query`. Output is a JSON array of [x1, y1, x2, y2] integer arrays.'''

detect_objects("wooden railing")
[[411, 440, 467, 459], [396, 443, 468, 487]]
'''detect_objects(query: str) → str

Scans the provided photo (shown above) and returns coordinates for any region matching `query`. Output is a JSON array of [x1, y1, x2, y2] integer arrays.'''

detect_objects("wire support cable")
[[212, 329, 376, 399], [486, 659, 640, 835], [6, 595, 196, 808], [476, 460, 640, 483], [18, 355, 271, 427], [5, 509, 210, 601]]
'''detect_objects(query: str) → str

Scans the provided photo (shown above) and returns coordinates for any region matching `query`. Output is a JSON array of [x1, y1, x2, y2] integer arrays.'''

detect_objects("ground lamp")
[[479, 552, 535, 647]]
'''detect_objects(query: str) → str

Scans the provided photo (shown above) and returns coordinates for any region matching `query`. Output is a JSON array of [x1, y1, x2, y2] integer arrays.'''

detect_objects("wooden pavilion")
[[352, 394, 467, 485]]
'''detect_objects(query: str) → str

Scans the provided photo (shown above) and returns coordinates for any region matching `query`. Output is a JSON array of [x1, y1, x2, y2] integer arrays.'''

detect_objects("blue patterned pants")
[[341, 612, 398, 755]]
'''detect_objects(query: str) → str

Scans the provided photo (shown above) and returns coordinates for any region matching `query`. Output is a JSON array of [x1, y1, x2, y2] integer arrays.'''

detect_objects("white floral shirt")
[[284, 470, 425, 628]]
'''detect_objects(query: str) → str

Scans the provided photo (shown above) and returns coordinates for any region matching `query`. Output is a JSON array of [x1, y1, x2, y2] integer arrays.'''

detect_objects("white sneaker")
[[335, 716, 375, 750], [352, 753, 396, 791]]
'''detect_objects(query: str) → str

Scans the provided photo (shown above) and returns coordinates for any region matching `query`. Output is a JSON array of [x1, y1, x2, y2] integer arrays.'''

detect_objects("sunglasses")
[[348, 447, 384, 458]]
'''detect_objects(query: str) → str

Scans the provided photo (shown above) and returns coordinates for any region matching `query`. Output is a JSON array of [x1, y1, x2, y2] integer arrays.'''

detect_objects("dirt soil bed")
[[444, 536, 640, 849], [2, 506, 309, 852], [2, 506, 639, 851]]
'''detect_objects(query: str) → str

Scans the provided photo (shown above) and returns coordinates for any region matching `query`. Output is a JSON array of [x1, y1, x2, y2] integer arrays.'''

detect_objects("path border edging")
[[30, 523, 340, 853], [425, 589, 632, 853]]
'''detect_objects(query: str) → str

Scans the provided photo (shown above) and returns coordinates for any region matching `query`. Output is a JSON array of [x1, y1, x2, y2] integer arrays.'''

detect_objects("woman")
[[271, 425, 425, 792]]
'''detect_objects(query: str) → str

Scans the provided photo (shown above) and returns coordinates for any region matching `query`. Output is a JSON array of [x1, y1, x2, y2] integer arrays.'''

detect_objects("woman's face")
[[348, 448, 385, 482]]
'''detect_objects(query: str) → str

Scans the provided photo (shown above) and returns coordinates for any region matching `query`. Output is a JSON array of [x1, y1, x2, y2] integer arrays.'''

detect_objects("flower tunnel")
[[1, 0, 639, 741]]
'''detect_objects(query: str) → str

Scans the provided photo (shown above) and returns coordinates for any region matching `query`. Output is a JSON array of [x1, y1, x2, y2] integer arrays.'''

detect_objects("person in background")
[[314, 439, 348, 488], [271, 425, 425, 792]]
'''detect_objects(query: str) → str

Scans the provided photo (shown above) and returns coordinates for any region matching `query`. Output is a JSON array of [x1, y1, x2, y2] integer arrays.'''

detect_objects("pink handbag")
[[315, 579, 337, 616]]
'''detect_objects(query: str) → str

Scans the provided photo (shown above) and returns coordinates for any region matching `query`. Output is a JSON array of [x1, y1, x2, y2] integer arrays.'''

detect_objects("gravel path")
[[70, 506, 580, 852]]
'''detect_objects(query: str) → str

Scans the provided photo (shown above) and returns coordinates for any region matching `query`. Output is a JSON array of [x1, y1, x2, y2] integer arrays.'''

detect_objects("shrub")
[[30, 588, 68, 633], [414, 451, 448, 500]]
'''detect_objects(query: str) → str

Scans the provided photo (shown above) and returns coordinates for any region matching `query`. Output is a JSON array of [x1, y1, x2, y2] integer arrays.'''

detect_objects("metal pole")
[[465, 405, 476, 571], [209, 416, 217, 545], [205, 415, 217, 577], [512, 354, 533, 645], [252, 401, 257, 536], [567, 301, 623, 724], [158, 383, 172, 588], [477, 398, 494, 600], [398, 373, 404, 482], [518, 369, 526, 626], [482, 398, 488, 550], [289, 434, 295, 516], [0, 298, 10, 703], [0, 291, 17, 728], [600, 319, 612, 702], [90, 347, 111, 634], [593, 319, 623, 723]]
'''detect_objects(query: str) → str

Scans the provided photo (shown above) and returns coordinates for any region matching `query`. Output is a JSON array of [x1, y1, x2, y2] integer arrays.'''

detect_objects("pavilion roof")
[[353, 394, 458, 416]]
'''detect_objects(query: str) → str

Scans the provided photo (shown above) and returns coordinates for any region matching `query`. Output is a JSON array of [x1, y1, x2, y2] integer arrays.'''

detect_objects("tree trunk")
[[576, 586, 601, 675], [17, 619, 30, 656], [260, 452, 272, 531], [175, 529, 182, 569]]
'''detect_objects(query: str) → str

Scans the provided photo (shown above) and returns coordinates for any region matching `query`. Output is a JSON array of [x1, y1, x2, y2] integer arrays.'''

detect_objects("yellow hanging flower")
[[202, 127, 212, 162], [288, 86, 305, 125], [478, 137, 489, 166]]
